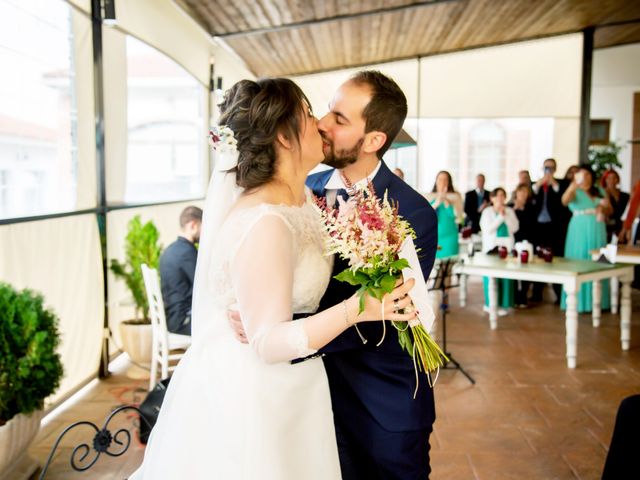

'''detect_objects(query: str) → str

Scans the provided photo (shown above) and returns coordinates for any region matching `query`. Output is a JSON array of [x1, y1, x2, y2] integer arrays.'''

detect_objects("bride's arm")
[[232, 214, 416, 364]]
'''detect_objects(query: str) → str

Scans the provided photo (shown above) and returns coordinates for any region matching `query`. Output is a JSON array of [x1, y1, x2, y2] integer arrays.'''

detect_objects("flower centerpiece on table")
[[315, 181, 447, 395]]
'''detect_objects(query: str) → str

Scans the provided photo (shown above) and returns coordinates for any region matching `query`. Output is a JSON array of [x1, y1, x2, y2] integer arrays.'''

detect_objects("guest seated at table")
[[480, 187, 519, 315], [601, 169, 629, 242], [426, 170, 464, 258], [560, 166, 610, 313], [510, 183, 536, 307], [159, 206, 202, 335]]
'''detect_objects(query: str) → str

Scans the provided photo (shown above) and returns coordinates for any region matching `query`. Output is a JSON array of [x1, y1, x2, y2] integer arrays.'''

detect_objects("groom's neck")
[[340, 156, 380, 184]]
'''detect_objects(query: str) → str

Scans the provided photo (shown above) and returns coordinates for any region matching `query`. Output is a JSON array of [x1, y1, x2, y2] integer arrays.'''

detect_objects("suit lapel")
[[371, 161, 393, 198]]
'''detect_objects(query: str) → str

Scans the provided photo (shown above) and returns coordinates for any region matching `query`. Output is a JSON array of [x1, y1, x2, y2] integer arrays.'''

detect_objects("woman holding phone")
[[560, 165, 611, 312]]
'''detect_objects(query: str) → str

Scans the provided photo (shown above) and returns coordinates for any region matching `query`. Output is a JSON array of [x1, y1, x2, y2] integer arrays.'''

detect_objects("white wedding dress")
[[130, 199, 341, 479]]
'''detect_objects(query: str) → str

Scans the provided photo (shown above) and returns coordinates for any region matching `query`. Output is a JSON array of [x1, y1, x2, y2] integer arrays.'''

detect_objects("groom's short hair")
[[349, 71, 407, 159]]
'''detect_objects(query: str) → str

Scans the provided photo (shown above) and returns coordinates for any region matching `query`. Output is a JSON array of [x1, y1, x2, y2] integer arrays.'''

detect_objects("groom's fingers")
[[227, 310, 249, 344]]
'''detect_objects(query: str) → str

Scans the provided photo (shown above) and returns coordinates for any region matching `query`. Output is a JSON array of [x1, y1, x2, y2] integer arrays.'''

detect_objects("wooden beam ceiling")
[[175, 0, 640, 76]]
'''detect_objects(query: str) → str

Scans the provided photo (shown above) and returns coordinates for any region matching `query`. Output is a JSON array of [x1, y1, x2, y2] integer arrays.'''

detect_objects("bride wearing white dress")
[[130, 78, 417, 480]]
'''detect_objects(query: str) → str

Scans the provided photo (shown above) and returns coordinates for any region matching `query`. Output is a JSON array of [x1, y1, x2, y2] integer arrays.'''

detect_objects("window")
[[0, 0, 77, 219], [417, 118, 554, 194], [125, 36, 205, 203]]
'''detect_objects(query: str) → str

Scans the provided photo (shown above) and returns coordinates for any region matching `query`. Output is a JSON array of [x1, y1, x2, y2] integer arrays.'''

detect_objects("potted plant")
[[587, 141, 624, 181], [110, 215, 162, 373], [0, 282, 63, 479]]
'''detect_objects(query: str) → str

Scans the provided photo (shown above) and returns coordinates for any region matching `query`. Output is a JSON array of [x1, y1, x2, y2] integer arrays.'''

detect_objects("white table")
[[456, 254, 634, 368], [591, 246, 640, 314]]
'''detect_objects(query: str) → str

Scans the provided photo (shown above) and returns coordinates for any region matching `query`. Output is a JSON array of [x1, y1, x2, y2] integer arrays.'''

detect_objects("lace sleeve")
[[231, 212, 317, 364]]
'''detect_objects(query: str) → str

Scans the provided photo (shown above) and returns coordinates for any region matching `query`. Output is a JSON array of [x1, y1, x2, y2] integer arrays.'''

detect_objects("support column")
[[92, 0, 110, 378], [578, 27, 594, 165]]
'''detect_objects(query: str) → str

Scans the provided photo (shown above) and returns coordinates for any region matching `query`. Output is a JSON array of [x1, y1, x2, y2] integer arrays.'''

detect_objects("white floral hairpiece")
[[209, 125, 239, 171], [208, 125, 238, 153]]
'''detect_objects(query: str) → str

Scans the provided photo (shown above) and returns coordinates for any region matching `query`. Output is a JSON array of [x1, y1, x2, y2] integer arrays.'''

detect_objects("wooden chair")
[[141, 264, 191, 390]]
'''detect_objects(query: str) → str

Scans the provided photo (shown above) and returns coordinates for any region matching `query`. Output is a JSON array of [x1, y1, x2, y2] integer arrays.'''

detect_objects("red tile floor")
[[29, 278, 640, 479]]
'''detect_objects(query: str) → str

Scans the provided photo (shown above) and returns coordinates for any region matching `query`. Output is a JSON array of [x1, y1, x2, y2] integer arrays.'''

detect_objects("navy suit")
[[307, 162, 438, 479]]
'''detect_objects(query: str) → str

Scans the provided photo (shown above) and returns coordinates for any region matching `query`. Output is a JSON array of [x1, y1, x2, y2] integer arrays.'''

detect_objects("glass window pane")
[[418, 118, 554, 194], [0, 0, 77, 220], [125, 36, 205, 203]]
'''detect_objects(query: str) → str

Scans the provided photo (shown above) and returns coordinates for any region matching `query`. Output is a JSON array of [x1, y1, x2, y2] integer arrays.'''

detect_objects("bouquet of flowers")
[[315, 181, 448, 392]]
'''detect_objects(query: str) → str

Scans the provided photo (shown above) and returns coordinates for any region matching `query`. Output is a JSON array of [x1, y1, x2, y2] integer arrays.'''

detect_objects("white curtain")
[[0, 215, 104, 406]]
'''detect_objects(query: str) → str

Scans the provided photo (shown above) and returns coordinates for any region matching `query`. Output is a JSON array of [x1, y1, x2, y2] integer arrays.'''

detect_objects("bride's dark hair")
[[218, 78, 311, 190]]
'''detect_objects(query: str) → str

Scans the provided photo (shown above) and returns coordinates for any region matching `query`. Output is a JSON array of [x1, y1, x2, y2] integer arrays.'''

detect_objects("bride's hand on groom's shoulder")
[[227, 310, 248, 344], [356, 278, 418, 323]]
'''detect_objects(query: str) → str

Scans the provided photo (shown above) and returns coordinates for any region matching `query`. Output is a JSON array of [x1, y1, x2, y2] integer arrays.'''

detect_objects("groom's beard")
[[322, 137, 364, 169]]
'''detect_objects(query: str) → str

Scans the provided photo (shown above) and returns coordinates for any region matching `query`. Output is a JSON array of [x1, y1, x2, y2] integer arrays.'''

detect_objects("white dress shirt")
[[324, 161, 382, 206]]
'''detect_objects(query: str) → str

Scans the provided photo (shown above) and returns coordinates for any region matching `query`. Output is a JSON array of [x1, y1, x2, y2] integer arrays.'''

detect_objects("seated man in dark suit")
[[159, 206, 202, 335], [464, 173, 490, 233]]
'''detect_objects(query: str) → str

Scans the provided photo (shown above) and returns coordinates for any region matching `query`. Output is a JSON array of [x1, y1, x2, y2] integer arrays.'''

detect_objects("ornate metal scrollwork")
[[39, 405, 151, 479]]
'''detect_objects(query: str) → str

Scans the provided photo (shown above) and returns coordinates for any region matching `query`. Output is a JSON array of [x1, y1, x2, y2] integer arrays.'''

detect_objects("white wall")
[[591, 43, 640, 191], [292, 34, 584, 192]]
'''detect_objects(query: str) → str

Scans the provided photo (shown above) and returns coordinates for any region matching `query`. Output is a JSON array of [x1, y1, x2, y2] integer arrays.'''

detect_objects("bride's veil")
[[191, 132, 242, 339]]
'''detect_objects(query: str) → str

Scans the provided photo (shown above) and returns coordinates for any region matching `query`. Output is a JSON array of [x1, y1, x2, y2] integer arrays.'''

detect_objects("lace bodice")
[[206, 198, 333, 364], [211, 200, 331, 311]]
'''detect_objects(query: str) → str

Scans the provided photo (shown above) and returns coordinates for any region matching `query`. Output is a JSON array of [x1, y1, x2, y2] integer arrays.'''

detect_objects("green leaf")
[[109, 215, 163, 321], [379, 273, 397, 294], [334, 269, 370, 287], [390, 258, 410, 271], [358, 292, 366, 313]]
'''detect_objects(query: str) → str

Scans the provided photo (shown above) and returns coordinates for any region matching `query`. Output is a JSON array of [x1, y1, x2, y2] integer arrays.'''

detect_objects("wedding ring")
[[393, 299, 400, 313]]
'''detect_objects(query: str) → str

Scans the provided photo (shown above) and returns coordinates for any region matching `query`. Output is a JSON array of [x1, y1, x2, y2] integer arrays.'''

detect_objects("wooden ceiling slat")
[[252, 0, 281, 28], [595, 23, 640, 49], [200, 1, 246, 33], [417, 2, 466, 52], [339, 14, 354, 68], [182, 0, 640, 77]]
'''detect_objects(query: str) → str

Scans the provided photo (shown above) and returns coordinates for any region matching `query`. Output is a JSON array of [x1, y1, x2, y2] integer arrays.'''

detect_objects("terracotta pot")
[[0, 410, 43, 479]]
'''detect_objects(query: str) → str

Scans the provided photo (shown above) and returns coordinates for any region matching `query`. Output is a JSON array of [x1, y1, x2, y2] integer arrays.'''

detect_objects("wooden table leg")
[[611, 276, 619, 315], [620, 276, 632, 351], [592, 279, 601, 327], [489, 277, 498, 330], [565, 281, 578, 369], [460, 273, 467, 307]]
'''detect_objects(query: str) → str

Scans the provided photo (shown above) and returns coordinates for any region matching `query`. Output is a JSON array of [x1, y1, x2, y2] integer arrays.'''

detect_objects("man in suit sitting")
[[159, 206, 202, 335], [306, 71, 438, 480], [464, 173, 490, 233]]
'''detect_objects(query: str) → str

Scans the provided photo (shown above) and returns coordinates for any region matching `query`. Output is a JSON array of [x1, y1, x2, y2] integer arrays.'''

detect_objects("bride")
[[130, 78, 417, 479]]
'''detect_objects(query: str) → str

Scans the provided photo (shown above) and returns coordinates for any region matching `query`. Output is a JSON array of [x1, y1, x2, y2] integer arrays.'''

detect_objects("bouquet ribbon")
[[399, 238, 436, 333]]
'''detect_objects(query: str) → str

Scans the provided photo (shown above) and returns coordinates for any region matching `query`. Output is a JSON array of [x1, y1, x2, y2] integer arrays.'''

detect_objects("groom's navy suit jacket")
[[307, 161, 438, 433]]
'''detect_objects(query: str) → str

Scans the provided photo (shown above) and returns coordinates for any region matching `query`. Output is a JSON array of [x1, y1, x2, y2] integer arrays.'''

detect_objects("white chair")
[[141, 263, 191, 390]]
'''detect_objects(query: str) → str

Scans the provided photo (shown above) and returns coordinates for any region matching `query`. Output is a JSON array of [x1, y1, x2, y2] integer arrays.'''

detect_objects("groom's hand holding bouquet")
[[315, 181, 447, 396]]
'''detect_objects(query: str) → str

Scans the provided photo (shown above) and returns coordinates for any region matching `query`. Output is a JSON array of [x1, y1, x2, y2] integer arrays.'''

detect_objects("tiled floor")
[[29, 278, 640, 479]]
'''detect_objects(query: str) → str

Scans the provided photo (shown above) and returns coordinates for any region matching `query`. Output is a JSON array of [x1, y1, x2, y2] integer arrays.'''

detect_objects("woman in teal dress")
[[480, 187, 519, 312], [426, 171, 464, 258], [561, 166, 611, 312]]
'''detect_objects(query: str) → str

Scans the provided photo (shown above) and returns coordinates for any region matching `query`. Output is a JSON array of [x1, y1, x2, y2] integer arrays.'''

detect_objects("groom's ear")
[[276, 131, 293, 151], [362, 131, 387, 155]]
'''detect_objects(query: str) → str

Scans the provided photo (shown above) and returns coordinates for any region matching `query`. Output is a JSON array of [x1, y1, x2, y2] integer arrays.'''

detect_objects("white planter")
[[0, 410, 43, 479], [119, 321, 153, 379]]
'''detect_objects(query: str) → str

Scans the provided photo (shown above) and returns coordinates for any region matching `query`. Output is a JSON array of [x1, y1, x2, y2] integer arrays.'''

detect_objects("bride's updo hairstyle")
[[218, 78, 311, 190]]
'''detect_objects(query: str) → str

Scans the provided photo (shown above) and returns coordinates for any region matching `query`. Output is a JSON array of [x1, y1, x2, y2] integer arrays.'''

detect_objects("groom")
[[308, 71, 438, 480]]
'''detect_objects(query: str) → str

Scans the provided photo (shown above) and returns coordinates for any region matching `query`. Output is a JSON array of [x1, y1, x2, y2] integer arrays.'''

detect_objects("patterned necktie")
[[334, 188, 349, 208]]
